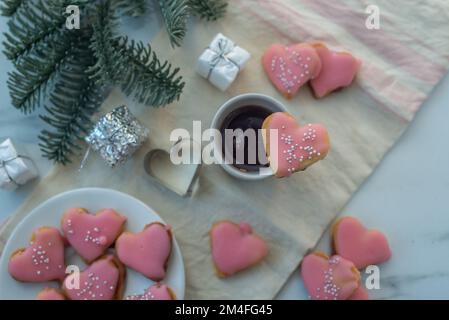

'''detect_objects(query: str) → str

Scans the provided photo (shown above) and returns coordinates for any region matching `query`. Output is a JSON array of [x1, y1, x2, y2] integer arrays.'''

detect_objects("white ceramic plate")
[[0, 188, 185, 300]]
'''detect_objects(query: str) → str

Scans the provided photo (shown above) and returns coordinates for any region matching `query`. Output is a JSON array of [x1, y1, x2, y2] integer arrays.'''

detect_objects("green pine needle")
[[113, 37, 185, 106], [0, 0, 26, 16], [2, 0, 69, 62], [89, 0, 185, 106], [188, 0, 227, 21], [159, 0, 189, 48], [7, 30, 79, 114], [3, 0, 225, 164], [88, 0, 120, 84], [39, 42, 105, 165], [113, 0, 146, 17]]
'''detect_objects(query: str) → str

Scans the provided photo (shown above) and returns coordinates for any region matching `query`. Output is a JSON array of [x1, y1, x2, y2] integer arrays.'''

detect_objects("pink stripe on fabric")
[[300, 0, 446, 83], [234, 0, 422, 122], [355, 82, 409, 124], [234, 0, 302, 42], [361, 63, 424, 115], [245, 0, 419, 120], [259, 0, 339, 43]]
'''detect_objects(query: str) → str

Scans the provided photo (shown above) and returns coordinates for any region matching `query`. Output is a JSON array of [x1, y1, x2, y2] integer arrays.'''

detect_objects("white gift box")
[[196, 33, 251, 91], [0, 138, 38, 191]]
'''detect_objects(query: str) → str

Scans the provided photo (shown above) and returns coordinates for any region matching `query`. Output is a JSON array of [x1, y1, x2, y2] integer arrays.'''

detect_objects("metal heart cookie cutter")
[[143, 138, 202, 197]]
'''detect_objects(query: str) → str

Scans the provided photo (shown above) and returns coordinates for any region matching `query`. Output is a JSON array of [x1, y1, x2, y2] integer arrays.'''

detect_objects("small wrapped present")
[[196, 33, 251, 91], [0, 138, 38, 191], [85, 105, 149, 167]]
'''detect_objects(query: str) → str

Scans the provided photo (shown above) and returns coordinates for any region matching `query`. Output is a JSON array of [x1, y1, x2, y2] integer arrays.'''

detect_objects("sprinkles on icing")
[[62, 255, 124, 300], [301, 253, 360, 300], [262, 112, 330, 177], [8, 227, 66, 282], [263, 43, 322, 98], [125, 283, 175, 300], [61, 208, 126, 262]]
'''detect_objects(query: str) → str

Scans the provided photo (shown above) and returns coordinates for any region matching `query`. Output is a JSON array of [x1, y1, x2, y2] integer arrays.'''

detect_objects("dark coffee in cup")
[[210, 93, 287, 180], [219, 105, 271, 172]]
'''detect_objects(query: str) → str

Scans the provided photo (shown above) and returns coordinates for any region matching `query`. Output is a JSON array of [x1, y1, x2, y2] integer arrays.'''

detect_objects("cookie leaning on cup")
[[262, 112, 330, 178]]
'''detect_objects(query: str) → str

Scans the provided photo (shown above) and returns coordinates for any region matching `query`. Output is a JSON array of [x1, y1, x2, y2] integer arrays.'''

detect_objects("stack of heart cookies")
[[7, 208, 176, 300], [300, 216, 392, 300], [262, 42, 361, 99]]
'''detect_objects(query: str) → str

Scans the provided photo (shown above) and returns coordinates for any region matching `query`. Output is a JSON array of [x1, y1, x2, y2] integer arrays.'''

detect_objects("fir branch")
[[112, 37, 185, 106], [113, 0, 146, 17], [7, 30, 80, 114], [2, 0, 86, 62], [89, 1, 185, 106], [0, 0, 26, 16], [159, 0, 189, 48], [39, 45, 105, 164], [3, 0, 226, 164], [88, 0, 120, 84], [188, 0, 227, 21]]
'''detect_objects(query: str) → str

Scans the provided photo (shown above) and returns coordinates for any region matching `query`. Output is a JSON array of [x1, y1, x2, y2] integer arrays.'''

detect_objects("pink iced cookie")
[[8, 227, 66, 282], [36, 288, 66, 300], [262, 43, 322, 98], [310, 43, 360, 98], [262, 112, 330, 178], [348, 286, 369, 300], [301, 253, 360, 300], [210, 221, 268, 278], [126, 283, 176, 300], [115, 222, 172, 281], [62, 255, 125, 300], [61, 208, 127, 263], [332, 216, 392, 269]]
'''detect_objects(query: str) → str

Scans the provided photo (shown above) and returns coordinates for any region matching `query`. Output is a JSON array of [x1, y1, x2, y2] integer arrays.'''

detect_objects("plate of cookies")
[[0, 188, 185, 300]]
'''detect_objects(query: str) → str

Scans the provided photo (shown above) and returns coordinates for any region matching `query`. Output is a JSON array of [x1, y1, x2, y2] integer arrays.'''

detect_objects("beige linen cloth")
[[1, 0, 449, 299]]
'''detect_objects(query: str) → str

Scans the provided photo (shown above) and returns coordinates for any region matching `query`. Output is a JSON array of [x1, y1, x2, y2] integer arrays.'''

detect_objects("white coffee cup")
[[210, 93, 288, 180]]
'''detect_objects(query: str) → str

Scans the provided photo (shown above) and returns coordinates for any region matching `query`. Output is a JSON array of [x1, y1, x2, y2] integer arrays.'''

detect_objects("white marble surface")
[[277, 71, 449, 300], [1, 10, 449, 300]]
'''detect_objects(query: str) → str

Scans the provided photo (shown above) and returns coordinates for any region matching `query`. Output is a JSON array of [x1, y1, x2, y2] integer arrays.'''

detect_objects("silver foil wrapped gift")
[[0, 138, 38, 191], [85, 106, 149, 167]]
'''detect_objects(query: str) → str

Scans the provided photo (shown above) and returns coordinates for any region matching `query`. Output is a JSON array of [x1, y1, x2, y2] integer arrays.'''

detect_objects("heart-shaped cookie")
[[115, 222, 172, 281], [332, 216, 391, 269], [61, 208, 127, 263], [301, 253, 360, 300], [262, 112, 330, 178], [210, 221, 268, 277], [8, 226, 66, 282], [36, 288, 66, 300], [262, 43, 322, 98], [143, 138, 201, 197], [310, 43, 360, 98], [62, 255, 125, 300], [126, 283, 176, 300], [348, 286, 369, 300]]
